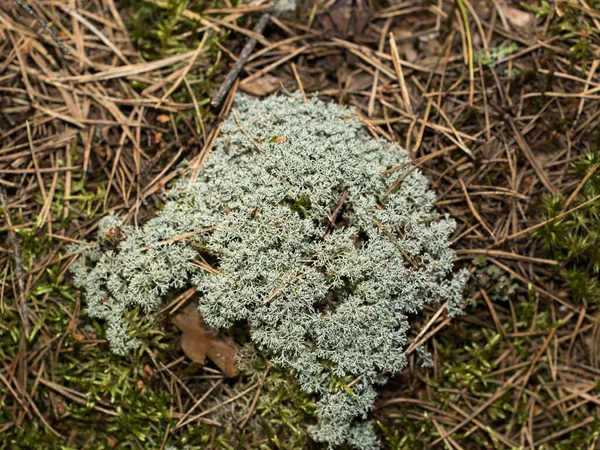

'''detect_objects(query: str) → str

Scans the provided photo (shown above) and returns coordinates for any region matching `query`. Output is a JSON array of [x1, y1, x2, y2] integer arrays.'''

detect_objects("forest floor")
[[1, 0, 600, 449]]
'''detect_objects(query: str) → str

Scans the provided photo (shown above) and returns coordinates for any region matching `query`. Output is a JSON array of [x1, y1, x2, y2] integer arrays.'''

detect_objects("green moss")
[[0, 205, 192, 449], [0, 272, 183, 449], [535, 152, 600, 304], [441, 328, 501, 392], [521, 1, 598, 72], [377, 413, 433, 450], [377, 320, 517, 449], [281, 194, 313, 219], [235, 345, 319, 449], [121, 0, 229, 124], [546, 414, 600, 450], [123, 0, 229, 61], [476, 43, 518, 67]]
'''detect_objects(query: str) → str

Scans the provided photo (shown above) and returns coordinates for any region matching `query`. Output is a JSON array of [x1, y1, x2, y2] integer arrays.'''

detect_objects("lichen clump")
[[71, 94, 467, 448]]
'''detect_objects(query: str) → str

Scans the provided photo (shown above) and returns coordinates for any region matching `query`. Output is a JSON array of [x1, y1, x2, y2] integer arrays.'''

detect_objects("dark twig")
[[325, 189, 348, 233], [15, 0, 70, 55], [0, 187, 31, 337], [211, 12, 270, 107]]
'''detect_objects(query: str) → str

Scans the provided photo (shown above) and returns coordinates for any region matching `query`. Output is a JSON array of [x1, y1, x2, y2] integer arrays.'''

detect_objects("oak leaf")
[[240, 75, 281, 97], [172, 303, 239, 377]]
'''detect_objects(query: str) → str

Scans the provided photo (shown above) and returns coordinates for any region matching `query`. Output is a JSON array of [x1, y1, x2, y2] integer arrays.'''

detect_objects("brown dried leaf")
[[172, 303, 239, 377], [391, 28, 418, 62], [240, 75, 281, 97], [318, 0, 372, 39], [348, 72, 373, 91], [56, 395, 66, 415]]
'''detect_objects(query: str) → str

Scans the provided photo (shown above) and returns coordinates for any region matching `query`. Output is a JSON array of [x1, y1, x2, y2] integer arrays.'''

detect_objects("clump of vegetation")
[[522, 0, 598, 72], [119, 0, 228, 126], [476, 43, 519, 67], [71, 93, 467, 448], [0, 231, 182, 449], [122, 0, 226, 61], [535, 152, 600, 304], [233, 344, 319, 449], [471, 257, 519, 303]]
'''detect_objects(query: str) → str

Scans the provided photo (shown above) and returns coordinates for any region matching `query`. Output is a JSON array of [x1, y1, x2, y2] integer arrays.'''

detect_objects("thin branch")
[[15, 0, 70, 55], [211, 12, 271, 107]]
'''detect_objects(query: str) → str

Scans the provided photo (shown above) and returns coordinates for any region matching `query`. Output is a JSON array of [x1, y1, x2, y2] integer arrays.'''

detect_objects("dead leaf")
[[172, 303, 239, 377], [502, 5, 534, 29], [348, 72, 374, 91], [391, 28, 418, 63], [240, 75, 281, 97], [56, 395, 66, 415], [318, 0, 372, 39]]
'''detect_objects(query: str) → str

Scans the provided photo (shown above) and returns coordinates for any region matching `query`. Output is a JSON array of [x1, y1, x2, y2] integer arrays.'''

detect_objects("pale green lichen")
[[71, 93, 467, 448]]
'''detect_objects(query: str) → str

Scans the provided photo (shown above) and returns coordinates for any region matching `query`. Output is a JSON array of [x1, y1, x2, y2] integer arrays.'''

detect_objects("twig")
[[232, 109, 264, 152], [239, 366, 270, 429], [372, 219, 419, 267], [177, 382, 259, 428], [325, 189, 348, 233], [0, 187, 30, 337], [291, 62, 307, 102], [494, 193, 600, 246], [14, 0, 70, 55], [211, 12, 271, 107], [388, 32, 412, 115]]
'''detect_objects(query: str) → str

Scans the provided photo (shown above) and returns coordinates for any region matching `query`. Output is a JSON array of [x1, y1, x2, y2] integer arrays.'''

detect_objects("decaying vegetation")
[[1, 0, 600, 448]]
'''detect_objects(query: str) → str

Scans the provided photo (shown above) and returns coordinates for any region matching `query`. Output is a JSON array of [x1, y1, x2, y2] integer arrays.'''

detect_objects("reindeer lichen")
[[70, 93, 467, 448]]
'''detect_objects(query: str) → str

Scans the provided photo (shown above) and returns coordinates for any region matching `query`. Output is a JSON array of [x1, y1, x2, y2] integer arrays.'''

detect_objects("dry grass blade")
[[507, 118, 557, 194], [430, 369, 525, 447], [177, 383, 258, 428], [53, 50, 198, 83], [459, 178, 496, 240], [291, 62, 307, 103], [406, 303, 447, 355], [561, 162, 599, 213], [157, 32, 209, 107], [496, 193, 600, 245], [388, 32, 412, 115]]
